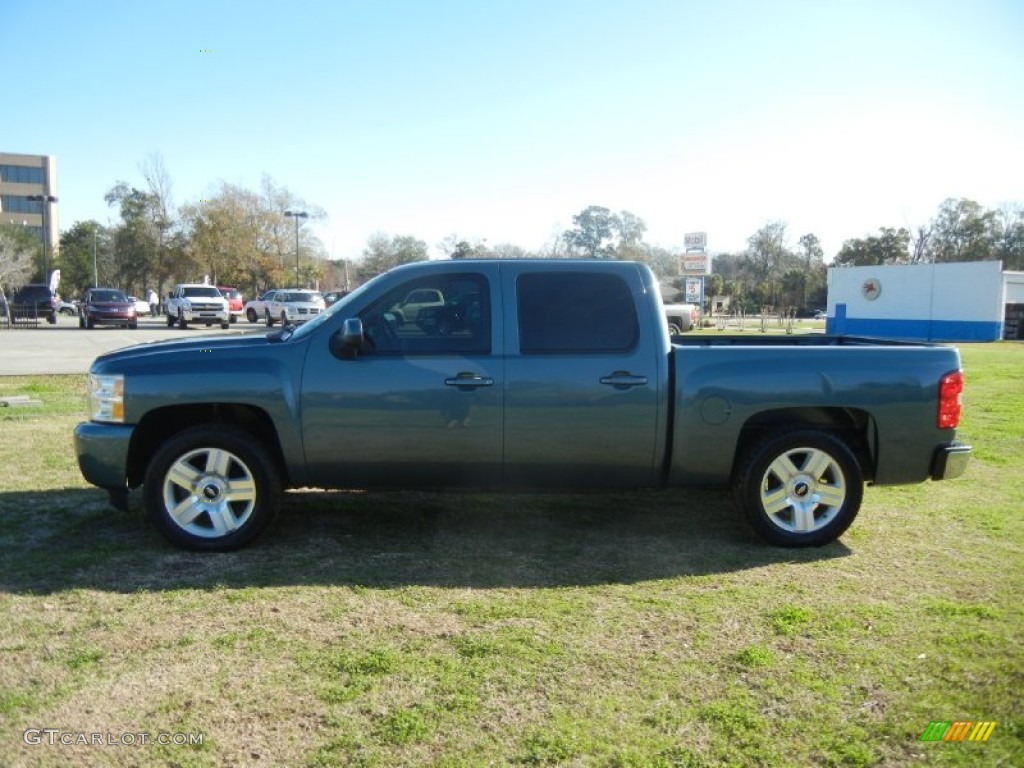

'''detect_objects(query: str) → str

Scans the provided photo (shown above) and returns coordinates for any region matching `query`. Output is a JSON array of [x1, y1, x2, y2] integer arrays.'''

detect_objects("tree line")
[[1, 153, 1020, 313]]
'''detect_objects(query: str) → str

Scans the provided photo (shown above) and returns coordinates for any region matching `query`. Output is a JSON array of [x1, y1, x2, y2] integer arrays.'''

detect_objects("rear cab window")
[[516, 272, 639, 353]]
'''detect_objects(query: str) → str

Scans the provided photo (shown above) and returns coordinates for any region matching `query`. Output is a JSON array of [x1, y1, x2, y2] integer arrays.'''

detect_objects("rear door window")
[[517, 272, 638, 353]]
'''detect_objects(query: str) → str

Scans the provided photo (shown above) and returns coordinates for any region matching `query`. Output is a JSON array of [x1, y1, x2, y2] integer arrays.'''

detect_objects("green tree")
[[563, 205, 617, 258], [57, 221, 112, 297], [561, 206, 648, 259], [358, 233, 428, 279], [796, 233, 825, 308], [834, 227, 911, 266], [104, 182, 165, 293], [929, 198, 998, 262], [744, 221, 792, 284], [994, 204, 1024, 270]]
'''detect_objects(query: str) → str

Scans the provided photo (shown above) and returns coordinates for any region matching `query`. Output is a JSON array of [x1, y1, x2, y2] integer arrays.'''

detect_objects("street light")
[[26, 194, 58, 285], [284, 210, 308, 286]]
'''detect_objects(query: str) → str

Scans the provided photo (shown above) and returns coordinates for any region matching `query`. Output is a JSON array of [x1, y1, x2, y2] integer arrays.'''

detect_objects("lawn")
[[0, 343, 1021, 767]]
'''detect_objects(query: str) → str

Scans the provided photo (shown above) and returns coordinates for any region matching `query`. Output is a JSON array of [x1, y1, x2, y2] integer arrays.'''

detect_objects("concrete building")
[[825, 261, 1018, 342], [0, 152, 59, 257]]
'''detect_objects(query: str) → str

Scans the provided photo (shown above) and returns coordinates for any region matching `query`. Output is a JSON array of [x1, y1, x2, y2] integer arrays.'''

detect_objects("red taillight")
[[938, 371, 963, 429]]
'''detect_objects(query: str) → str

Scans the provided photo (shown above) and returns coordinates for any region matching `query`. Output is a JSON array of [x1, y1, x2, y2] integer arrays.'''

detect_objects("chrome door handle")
[[445, 373, 495, 390], [599, 372, 648, 389]]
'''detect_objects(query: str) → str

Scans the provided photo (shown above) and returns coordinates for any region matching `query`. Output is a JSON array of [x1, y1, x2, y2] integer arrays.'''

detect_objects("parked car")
[[416, 289, 483, 336], [165, 284, 230, 329], [265, 289, 326, 326], [389, 287, 445, 325], [55, 297, 79, 316], [218, 286, 244, 323], [127, 296, 151, 316], [244, 290, 278, 323], [79, 288, 138, 329], [10, 284, 58, 324]]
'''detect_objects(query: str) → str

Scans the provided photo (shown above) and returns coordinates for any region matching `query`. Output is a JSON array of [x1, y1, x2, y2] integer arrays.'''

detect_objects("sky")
[[5, 0, 1023, 262]]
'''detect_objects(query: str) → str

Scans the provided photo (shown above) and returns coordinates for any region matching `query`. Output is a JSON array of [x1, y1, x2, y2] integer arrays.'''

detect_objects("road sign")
[[679, 253, 709, 275], [684, 231, 707, 250], [685, 277, 702, 304]]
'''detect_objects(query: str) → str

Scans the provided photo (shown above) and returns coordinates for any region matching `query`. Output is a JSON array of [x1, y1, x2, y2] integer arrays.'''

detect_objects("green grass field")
[[0, 343, 1021, 767]]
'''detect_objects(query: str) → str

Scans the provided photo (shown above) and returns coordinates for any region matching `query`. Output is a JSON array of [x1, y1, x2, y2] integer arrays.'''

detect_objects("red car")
[[78, 287, 137, 329], [218, 286, 244, 323]]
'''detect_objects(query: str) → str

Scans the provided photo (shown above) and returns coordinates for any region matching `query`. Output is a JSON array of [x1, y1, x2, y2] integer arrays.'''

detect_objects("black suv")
[[10, 284, 57, 324]]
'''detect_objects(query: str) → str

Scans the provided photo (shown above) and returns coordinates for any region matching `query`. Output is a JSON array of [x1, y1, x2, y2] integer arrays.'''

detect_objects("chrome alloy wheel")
[[759, 446, 847, 534], [161, 446, 257, 538]]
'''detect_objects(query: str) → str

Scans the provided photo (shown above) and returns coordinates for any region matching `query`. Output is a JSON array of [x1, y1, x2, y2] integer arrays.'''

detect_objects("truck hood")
[[90, 333, 274, 371]]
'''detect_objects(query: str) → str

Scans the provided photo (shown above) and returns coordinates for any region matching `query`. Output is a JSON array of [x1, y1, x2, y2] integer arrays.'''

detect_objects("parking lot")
[[0, 314, 267, 375]]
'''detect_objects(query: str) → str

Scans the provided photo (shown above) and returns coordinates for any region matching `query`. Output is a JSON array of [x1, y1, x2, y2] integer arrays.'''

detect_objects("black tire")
[[86, 316, 94, 329], [143, 425, 282, 551], [733, 429, 863, 547], [178, 310, 188, 329], [79, 315, 85, 329], [220, 320, 230, 329], [166, 313, 175, 327], [668, 322, 682, 336], [128, 321, 138, 329], [266, 311, 274, 327], [230, 315, 237, 324], [247, 308, 258, 323]]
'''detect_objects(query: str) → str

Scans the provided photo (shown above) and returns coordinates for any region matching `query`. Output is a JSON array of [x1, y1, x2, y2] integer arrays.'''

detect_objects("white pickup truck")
[[664, 302, 699, 334], [165, 284, 230, 329]]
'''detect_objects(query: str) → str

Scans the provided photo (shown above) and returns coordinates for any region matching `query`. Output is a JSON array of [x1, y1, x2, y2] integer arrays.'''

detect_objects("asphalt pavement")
[[0, 314, 267, 376]]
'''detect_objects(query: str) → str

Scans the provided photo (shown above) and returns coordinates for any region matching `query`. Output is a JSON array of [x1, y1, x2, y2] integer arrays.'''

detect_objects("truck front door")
[[301, 268, 503, 488]]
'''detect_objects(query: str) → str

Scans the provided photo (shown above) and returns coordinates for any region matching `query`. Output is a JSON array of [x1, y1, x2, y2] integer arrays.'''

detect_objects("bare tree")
[[0, 223, 36, 291]]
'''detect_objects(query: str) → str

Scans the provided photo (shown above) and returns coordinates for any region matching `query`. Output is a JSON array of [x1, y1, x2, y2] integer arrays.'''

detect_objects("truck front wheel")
[[733, 430, 862, 547], [143, 425, 282, 551]]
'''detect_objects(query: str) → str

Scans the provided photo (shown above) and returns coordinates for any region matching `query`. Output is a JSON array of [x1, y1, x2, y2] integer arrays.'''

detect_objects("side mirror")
[[330, 318, 365, 359]]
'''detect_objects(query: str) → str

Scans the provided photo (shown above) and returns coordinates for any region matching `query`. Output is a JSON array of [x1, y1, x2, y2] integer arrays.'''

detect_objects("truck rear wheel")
[[143, 425, 282, 551], [733, 429, 862, 547]]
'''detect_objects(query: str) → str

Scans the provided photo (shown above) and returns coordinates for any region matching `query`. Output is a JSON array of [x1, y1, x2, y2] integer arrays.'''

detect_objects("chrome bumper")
[[931, 443, 971, 481]]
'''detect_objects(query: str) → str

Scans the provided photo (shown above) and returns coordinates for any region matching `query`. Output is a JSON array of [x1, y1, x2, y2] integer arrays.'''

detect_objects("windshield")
[[281, 291, 321, 303], [91, 290, 128, 302], [183, 287, 222, 298]]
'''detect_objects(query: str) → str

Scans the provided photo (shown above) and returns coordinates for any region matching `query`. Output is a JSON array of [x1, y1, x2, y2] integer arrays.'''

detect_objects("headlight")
[[87, 374, 125, 423]]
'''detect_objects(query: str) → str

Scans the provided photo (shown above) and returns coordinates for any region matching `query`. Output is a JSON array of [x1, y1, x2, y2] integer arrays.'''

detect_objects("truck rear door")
[[501, 263, 665, 487]]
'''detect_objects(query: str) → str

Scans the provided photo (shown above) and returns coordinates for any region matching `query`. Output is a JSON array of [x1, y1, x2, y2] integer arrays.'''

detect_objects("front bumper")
[[74, 421, 135, 489], [184, 310, 229, 322], [931, 443, 972, 480]]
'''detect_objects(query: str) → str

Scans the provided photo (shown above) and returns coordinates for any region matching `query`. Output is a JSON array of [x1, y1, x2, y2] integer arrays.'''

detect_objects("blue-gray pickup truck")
[[74, 260, 971, 551]]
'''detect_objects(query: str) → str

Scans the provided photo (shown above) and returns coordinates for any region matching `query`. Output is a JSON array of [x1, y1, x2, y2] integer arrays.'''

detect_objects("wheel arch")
[[126, 404, 289, 488], [732, 407, 876, 483]]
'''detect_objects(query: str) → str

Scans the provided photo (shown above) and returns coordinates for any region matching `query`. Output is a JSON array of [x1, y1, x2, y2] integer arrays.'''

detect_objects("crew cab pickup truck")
[[164, 284, 230, 329], [74, 260, 971, 551]]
